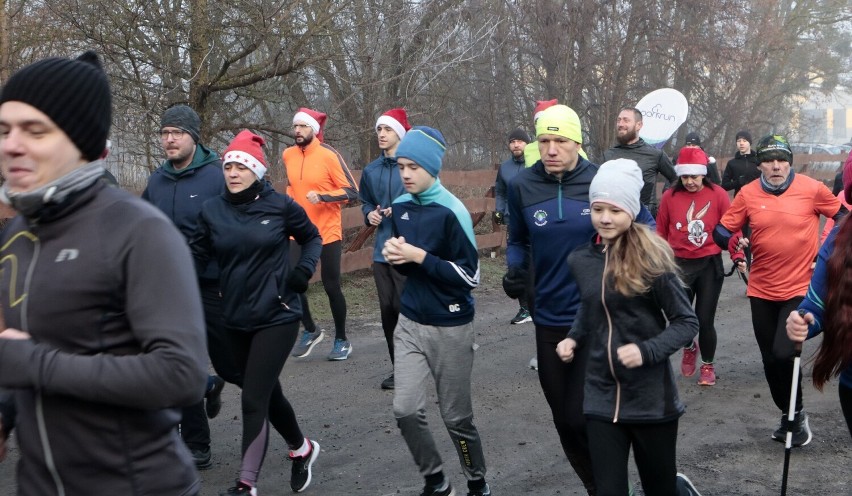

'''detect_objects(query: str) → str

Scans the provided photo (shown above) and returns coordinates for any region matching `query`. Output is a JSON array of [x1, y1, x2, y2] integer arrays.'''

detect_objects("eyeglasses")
[[160, 129, 186, 140]]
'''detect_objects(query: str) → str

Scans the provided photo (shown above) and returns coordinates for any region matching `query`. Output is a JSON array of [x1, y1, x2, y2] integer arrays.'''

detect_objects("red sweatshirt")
[[657, 183, 740, 260]]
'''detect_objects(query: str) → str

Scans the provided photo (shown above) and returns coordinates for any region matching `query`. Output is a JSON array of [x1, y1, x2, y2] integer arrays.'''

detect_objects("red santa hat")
[[223, 130, 267, 180], [533, 99, 558, 122], [293, 107, 327, 142], [675, 147, 708, 176], [375, 107, 411, 140]]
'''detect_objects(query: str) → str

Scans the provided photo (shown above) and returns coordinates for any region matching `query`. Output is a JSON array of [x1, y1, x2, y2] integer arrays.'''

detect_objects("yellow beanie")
[[535, 104, 582, 144]]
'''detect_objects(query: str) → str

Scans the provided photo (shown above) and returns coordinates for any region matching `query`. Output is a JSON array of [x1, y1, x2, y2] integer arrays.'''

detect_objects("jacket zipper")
[[23, 232, 67, 495], [601, 245, 621, 423]]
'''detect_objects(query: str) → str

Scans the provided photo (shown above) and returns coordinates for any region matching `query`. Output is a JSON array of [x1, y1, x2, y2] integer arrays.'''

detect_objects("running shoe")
[[676, 473, 702, 496], [327, 338, 352, 361], [292, 329, 325, 358], [220, 480, 256, 496], [205, 375, 225, 419], [529, 356, 538, 371], [773, 411, 812, 447], [191, 446, 212, 470], [290, 439, 320, 492], [381, 373, 395, 390], [466, 481, 490, 496], [697, 363, 716, 386], [510, 307, 532, 324], [681, 342, 698, 377], [421, 478, 455, 496]]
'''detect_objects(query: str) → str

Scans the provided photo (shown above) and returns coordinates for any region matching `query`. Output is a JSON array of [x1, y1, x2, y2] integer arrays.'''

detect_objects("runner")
[[657, 146, 745, 386], [786, 157, 852, 438], [503, 104, 656, 494], [557, 158, 702, 496], [192, 131, 323, 495], [284, 107, 359, 361], [359, 107, 411, 389], [383, 126, 491, 496], [714, 134, 844, 446], [0, 51, 208, 495]]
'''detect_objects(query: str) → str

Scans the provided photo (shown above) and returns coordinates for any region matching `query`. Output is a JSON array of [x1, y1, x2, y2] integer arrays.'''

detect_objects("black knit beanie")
[[508, 127, 531, 143], [161, 105, 201, 143], [0, 51, 111, 162], [735, 130, 752, 144]]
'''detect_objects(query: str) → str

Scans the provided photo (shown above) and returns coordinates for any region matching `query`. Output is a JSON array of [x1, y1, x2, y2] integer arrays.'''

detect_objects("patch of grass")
[[305, 252, 507, 323]]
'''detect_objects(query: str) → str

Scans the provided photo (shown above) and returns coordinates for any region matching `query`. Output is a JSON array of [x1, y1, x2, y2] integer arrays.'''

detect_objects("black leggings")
[[229, 322, 304, 485], [749, 296, 804, 413], [840, 383, 852, 439], [587, 418, 680, 496], [678, 255, 724, 362], [535, 325, 595, 494], [372, 262, 405, 363], [296, 240, 348, 340]]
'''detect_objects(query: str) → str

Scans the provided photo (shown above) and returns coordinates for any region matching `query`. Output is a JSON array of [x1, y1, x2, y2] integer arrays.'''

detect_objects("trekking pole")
[[780, 310, 805, 496]]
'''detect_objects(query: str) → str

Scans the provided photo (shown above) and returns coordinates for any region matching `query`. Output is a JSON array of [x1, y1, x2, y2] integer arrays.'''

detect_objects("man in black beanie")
[[722, 130, 760, 197], [495, 127, 534, 330], [143, 104, 238, 470], [0, 51, 208, 495]]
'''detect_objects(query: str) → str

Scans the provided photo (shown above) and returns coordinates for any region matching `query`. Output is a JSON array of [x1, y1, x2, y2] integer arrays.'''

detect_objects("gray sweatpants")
[[393, 315, 487, 482]]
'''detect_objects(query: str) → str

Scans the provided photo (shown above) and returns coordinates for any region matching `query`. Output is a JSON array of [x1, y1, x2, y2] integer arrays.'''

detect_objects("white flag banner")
[[636, 88, 689, 149]]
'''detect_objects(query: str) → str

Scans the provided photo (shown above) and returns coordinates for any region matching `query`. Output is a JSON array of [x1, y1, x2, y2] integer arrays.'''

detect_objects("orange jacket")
[[283, 139, 358, 244]]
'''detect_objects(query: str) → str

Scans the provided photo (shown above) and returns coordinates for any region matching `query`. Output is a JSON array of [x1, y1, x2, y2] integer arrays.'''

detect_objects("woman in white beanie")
[[556, 159, 703, 495]]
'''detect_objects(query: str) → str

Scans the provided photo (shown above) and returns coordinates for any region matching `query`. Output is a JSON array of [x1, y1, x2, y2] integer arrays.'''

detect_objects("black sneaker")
[[510, 307, 532, 325], [219, 480, 257, 496], [676, 473, 701, 496], [290, 439, 320, 492], [205, 375, 226, 419], [466, 481, 491, 496], [421, 478, 455, 496], [191, 446, 212, 470], [771, 411, 813, 447], [381, 374, 395, 390]]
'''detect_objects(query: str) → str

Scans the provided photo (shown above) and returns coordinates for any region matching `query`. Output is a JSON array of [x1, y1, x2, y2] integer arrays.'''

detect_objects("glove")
[[502, 267, 528, 299], [492, 211, 505, 225], [286, 266, 312, 293]]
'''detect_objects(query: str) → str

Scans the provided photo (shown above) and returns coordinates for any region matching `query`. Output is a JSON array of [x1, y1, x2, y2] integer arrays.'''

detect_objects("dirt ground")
[[1, 264, 850, 495]]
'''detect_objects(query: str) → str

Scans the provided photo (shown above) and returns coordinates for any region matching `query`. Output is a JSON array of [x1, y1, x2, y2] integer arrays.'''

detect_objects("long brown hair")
[[605, 223, 681, 296], [814, 215, 852, 390]]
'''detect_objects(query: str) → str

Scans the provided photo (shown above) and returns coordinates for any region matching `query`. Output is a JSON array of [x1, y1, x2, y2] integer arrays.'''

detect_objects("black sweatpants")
[[677, 254, 724, 362], [587, 418, 680, 496], [295, 240, 348, 340], [181, 284, 242, 450], [749, 296, 804, 413], [535, 325, 595, 494], [372, 262, 406, 363]]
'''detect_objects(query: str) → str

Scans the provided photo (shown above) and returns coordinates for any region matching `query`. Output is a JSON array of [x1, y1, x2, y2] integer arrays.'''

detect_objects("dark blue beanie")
[[396, 126, 446, 177]]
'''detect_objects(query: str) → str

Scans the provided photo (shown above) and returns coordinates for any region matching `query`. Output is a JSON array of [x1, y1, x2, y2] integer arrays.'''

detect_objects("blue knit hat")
[[396, 126, 446, 177]]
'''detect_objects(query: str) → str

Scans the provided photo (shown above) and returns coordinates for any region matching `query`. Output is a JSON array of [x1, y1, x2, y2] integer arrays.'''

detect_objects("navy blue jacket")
[[495, 155, 525, 217], [506, 158, 655, 327], [359, 152, 403, 262], [142, 144, 224, 283], [391, 179, 479, 326], [191, 182, 322, 332]]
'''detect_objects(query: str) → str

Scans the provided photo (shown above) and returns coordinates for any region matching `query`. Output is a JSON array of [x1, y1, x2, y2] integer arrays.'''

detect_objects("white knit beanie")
[[589, 159, 643, 219]]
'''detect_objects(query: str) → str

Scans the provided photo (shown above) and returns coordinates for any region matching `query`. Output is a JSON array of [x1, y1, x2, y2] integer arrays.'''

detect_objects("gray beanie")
[[161, 104, 201, 143], [589, 159, 643, 219]]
